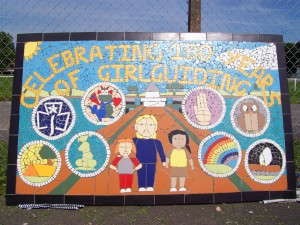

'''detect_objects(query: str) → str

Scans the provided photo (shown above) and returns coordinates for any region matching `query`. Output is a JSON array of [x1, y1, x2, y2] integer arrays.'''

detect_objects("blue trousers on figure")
[[137, 163, 156, 188]]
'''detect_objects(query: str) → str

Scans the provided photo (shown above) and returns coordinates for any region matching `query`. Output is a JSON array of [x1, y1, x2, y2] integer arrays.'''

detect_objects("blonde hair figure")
[[133, 115, 166, 192]]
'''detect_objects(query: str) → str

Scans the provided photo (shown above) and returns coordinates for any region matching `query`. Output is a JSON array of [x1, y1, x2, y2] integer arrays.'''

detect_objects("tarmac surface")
[[1, 196, 300, 225]]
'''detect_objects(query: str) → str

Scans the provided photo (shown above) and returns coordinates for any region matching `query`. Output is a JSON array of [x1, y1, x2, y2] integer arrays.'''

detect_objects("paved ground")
[[0, 101, 10, 141], [0, 196, 300, 225], [291, 104, 300, 139]]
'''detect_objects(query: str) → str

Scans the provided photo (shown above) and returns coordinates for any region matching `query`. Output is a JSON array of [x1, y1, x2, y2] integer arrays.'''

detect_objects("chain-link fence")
[[0, 0, 300, 194]]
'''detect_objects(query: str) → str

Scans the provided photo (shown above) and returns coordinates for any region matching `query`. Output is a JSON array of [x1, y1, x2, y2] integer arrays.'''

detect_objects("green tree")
[[285, 41, 300, 76], [0, 31, 15, 73]]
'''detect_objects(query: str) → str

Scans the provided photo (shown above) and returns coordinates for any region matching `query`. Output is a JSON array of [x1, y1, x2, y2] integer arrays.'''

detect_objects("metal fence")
[[0, 0, 300, 191]]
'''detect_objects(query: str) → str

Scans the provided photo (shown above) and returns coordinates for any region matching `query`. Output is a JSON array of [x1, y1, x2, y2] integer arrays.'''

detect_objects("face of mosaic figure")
[[98, 93, 112, 102], [135, 118, 157, 139], [172, 134, 186, 149], [118, 142, 132, 157]]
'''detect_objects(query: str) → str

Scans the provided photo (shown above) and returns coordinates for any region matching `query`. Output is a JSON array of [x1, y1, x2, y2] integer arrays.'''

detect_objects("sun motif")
[[24, 41, 42, 61]]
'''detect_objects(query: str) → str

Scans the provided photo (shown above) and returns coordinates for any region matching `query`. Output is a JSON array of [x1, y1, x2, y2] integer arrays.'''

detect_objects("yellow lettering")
[[132, 44, 146, 61], [23, 76, 44, 95], [20, 92, 39, 108], [179, 66, 193, 84], [237, 55, 256, 77], [235, 80, 251, 96], [164, 65, 178, 83], [125, 65, 138, 82], [186, 43, 198, 60], [207, 69, 223, 88], [104, 45, 117, 61], [148, 44, 162, 61], [90, 46, 103, 61], [138, 65, 150, 82], [199, 44, 213, 62], [54, 80, 70, 96], [61, 50, 75, 68], [47, 54, 65, 74], [193, 68, 208, 85], [98, 65, 110, 81], [220, 73, 237, 93], [151, 64, 164, 82], [258, 73, 273, 89], [33, 71, 54, 84], [118, 44, 131, 62], [74, 46, 89, 64], [111, 65, 124, 82], [249, 66, 265, 83], [225, 51, 241, 65], [67, 69, 80, 89], [171, 43, 184, 61]]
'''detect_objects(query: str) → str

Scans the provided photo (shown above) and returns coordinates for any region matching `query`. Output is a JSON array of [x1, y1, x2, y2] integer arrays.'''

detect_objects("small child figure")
[[110, 139, 142, 193], [166, 130, 195, 192]]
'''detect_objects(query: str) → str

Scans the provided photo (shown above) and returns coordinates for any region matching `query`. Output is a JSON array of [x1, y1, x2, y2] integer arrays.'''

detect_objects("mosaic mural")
[[7, 33, 295, 205]]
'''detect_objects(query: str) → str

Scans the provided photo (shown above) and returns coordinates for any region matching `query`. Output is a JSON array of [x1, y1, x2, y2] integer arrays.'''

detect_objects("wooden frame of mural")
[[6, 32, 296, 205]]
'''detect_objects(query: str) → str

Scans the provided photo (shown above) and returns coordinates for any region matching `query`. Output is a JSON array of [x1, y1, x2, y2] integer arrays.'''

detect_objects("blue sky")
[[1, 0, 299, 43]]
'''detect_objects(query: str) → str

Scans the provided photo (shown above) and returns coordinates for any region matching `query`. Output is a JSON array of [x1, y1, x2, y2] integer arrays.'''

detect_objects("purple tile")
[[15, 43, 24, 68], [155, 194, 184, 205], [259, 34, 283, 43], [17, 33, 43, 43], [95, 195, 124, 206], [65, 195, 94, 205], [125, 195, 154, 206], [35, 195, 65, 204], [70, 32, 97, 41], [185, 194, 213, 204], [233, 34, 259, 42], [270, 190, 296, 199], [7, 135, 18, 164], [242, 191, 269, 202], [214, 192, 241, 203], [12, 69, 23, 95], [44, 33, 70, 41], [6, 195, 34, 205], [97, 32, 124, 41], [125, 32, 152, 41]]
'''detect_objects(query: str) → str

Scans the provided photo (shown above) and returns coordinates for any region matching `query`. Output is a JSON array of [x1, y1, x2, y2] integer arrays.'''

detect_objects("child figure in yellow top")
[[166, 130, 195, 192]]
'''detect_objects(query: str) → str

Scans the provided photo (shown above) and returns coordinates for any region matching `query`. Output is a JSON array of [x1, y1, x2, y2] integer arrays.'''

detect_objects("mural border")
[[6, 32, 296, 205]]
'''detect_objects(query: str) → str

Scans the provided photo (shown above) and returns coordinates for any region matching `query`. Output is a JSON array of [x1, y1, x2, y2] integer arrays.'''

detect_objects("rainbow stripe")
[[203, 136, 239, 166]]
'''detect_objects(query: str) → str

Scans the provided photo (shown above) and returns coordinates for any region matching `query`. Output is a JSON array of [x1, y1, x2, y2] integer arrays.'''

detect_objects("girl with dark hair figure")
[[166, 130, 195, 192]]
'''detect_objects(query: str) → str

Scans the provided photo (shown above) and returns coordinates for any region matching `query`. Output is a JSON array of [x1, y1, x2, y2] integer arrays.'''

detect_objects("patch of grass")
[[294, 140, 300, 172], [0, 75, 13, 101], [288, 80, 300, 104], [0, 141, 8, 195]]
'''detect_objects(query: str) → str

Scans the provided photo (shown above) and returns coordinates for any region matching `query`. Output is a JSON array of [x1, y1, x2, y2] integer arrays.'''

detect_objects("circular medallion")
[[65, 131, 110, 177], [182, 86, 226, 129], [245, 139, 286, 184], [17, 140, 61, 186], [32, 96, 76, 140], [81, 82, 126, 125], [198, 132, 242, 177], [230, 95, 270, 137]]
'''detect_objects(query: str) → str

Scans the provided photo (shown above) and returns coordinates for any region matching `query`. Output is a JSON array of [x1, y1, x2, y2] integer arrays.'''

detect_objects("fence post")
[[188, 0, 201, 32]]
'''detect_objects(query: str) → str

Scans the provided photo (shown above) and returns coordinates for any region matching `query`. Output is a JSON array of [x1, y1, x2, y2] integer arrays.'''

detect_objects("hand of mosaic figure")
[[194, 92, 211, 126]]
